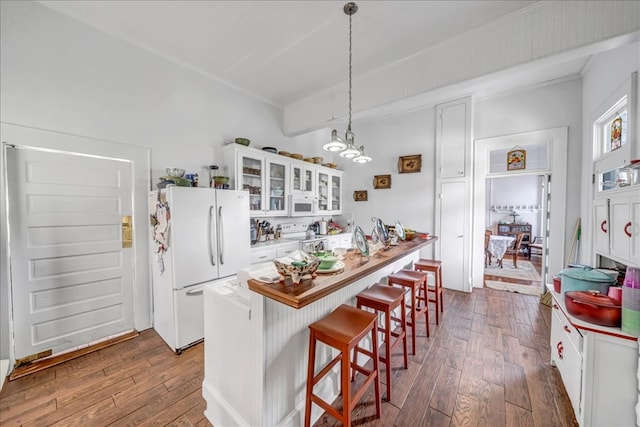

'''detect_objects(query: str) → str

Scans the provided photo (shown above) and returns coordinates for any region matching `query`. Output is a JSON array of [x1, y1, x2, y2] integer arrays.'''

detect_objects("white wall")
[[486, 175, 543, 237], [581, 41, 640, 267], [0, 1, 329, 184], [0, 1, 329, 363], [336, 106, 437, 236]]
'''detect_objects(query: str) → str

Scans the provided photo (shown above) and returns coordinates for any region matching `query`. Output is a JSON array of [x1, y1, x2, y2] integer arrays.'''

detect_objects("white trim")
[[472, 127, 568, 289]]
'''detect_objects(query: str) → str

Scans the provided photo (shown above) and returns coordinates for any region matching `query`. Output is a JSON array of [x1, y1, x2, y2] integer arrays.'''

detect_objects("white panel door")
[[440, 181, 466, 291], [7, 147, 134, 361]]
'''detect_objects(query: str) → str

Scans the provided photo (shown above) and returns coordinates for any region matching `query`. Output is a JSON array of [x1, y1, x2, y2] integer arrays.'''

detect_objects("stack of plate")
[[621, 286, 640, 335]]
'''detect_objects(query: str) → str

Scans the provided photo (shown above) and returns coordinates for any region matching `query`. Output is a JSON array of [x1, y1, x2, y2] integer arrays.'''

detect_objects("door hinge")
[[592, 174, 595, 184], [14, 349, 53, 368]]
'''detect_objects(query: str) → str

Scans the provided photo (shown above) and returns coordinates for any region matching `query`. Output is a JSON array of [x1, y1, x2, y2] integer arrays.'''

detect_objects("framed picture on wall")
[[373, 175, 391, 189], [507, 148, 526, 171], [398, 154, 422, 173], [353, 190, 368, 201]]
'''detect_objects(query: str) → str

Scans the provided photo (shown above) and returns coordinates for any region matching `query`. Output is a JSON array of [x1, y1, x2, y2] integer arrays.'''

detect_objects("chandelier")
[[322, 2, 371, 163]]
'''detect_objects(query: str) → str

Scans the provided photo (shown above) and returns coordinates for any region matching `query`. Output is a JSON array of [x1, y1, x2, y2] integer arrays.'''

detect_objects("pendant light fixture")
[[353, 145, 372, 163], [323, 2, 372, 163]]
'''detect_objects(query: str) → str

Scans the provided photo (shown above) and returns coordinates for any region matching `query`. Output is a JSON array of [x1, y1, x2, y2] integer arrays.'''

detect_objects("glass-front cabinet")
[[317, 170, 342, 215], [227, 145, 288, 217], [266, 159, 287, 214], [238, 152, 264, 214], [291, 163, 315, 195]]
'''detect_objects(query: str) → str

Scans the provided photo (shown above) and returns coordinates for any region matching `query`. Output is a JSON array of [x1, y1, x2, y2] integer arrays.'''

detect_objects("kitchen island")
[[203, 237, 436, 427]]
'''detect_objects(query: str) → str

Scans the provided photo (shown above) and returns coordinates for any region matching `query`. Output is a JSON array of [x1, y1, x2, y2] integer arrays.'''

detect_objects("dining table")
[[488, 234, 515, 267]]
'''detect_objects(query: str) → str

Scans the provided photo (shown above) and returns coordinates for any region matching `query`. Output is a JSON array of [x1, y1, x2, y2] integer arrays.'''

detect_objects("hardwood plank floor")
[[1, 257, 577, 426]]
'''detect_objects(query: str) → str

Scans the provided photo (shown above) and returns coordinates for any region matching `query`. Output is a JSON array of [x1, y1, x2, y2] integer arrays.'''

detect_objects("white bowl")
[[166, 167, 185, 178]]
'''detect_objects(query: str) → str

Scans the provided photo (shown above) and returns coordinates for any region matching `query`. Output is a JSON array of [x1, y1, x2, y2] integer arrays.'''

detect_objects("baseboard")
[[0, 359, 9, 392]]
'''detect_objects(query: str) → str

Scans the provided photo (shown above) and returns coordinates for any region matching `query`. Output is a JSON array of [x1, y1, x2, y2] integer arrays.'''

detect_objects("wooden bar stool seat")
[[414, 259, 444, 325], [387, 269, 429, 355], [354, 283, 408, 401], [304, 304, 381, 427]]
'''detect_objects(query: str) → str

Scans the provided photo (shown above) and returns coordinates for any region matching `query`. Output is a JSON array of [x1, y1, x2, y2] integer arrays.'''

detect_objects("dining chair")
[[529, 236, 543, 257], [484, 230, 492, 267], [502, 232, 525, 268]]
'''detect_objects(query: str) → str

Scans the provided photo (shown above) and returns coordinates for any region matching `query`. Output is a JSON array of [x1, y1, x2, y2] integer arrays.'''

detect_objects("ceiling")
[[39, 0, 550, 108]]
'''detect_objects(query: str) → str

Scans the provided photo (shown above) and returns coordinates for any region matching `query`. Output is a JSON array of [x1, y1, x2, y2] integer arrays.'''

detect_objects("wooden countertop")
[[247, 236, 437, 309]]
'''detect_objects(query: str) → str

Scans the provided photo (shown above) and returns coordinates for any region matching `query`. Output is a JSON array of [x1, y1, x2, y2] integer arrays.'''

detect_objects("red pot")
[[553, 276, 561, 293], [564, 291, 621, 327]]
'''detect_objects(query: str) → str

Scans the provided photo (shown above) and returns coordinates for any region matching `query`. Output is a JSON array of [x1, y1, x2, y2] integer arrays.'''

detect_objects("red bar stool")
[[387, 269, 429, 355], [304, 304, 381, 427], [414, 259, 444, 325], [354, 283, 408, 401]]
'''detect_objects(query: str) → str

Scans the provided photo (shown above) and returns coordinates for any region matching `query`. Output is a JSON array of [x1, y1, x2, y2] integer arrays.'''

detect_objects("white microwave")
[[289, 195, 316, 217]]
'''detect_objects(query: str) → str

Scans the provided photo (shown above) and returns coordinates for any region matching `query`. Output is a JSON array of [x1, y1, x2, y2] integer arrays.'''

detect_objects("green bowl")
[[317, 254, 337, 270], [235, 138, 250, 146]]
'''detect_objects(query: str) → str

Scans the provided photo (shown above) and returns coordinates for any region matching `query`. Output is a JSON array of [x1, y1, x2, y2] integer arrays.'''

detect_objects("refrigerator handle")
[[209, 206, 216, 266], [218, 205, 224, 265]]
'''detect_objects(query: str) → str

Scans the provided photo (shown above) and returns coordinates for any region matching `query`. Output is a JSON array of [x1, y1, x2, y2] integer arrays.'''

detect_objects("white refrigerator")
[[149, 186, 250, 353]]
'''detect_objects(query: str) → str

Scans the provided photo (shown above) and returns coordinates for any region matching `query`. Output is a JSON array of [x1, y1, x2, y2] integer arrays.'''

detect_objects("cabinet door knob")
[[563, 325, 571, 334], [624, 221, 632, 238], [601, 220, 608, 233]]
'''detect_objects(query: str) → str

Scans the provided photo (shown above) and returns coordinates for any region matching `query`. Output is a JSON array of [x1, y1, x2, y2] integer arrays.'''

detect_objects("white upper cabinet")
[[317, 169, 342, 215], [225, 145, 288, 217], [224, 144, 342, 218], [290, 162, 315, 196], [438, 98, 471, 179]]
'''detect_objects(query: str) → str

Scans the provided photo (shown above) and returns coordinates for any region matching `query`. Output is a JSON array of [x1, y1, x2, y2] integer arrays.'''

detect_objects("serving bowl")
[[314, 253, 337, 270], [273, 251, 319, 285], [165, 167, 185, 178], [564, 290, 621, 327], [235, 137, 251, 146]]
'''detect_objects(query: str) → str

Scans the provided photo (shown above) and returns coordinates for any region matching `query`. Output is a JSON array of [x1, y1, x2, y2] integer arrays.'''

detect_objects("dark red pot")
[[564, 291, 621, 327]]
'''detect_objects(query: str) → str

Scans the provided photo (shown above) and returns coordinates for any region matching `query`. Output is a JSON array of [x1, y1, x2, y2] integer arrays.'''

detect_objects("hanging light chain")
[[348, 7, 352, 133]]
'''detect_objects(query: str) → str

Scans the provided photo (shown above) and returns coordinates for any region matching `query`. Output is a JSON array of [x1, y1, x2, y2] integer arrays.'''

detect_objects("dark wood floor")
[[1, 254, 576, 427]]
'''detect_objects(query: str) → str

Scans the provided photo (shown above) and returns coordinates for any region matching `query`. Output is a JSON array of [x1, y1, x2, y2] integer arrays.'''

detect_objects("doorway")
[[1, 123, 151, 372], [483, 174, 549, 291], [472, 127, 568, 291]]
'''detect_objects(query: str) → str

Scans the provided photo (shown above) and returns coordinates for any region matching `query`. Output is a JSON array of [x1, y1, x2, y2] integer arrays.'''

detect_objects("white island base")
[[203, 246, 426, 427]]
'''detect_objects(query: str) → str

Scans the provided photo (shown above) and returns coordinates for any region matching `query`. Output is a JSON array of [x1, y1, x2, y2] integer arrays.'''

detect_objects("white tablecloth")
[[488, 235, 515, 261]]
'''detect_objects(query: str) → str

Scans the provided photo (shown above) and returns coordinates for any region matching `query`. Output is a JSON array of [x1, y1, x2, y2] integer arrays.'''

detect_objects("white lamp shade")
[[353, 146, 371, 163], [340, 144, 360, 158], [323, 129, 347, 152]]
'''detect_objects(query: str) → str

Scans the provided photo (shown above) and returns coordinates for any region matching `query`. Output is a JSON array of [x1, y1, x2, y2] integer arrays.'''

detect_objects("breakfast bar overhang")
[[203, 237, 437, 427]]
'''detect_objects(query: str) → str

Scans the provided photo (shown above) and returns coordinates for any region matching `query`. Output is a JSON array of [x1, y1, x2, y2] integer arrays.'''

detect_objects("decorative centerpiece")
[[273, 250, 320, 285]]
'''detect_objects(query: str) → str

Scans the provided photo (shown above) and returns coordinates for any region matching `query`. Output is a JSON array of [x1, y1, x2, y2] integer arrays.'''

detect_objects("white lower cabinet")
[[550, 289, 639, 426], [550, 304, 583, 416], [326, 233, 353, 250], [275, 241, 298, 257], [581, 333, 638, 427], [250, 241, 299, 264], [250, 247, 276, 264]]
